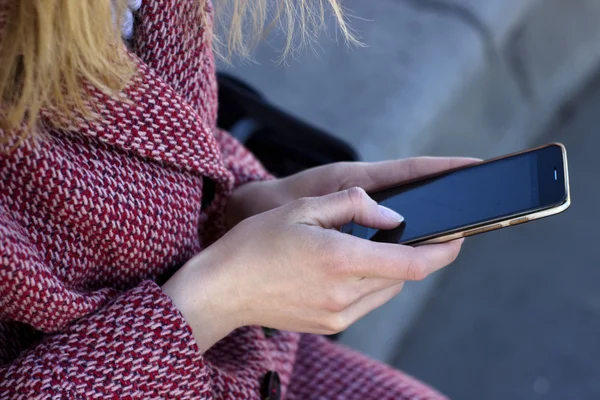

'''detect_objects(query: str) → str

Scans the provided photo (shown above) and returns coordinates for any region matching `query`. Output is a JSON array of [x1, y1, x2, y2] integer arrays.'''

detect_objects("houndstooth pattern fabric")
[[0, 0, 446, 399]]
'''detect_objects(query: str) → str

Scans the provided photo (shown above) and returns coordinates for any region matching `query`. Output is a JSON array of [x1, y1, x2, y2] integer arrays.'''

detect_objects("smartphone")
[[342, 143, 571, 245]]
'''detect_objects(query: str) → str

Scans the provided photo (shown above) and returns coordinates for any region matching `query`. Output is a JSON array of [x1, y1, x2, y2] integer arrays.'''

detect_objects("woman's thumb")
[[294, 187, 404, 230]]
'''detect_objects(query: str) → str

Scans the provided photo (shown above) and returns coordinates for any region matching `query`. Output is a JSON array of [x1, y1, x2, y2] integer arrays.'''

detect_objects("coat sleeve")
[[0, 215, 212, 399]]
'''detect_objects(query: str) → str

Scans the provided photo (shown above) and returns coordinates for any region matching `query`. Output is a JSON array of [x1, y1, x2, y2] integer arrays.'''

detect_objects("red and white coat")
[[0, 1, 446, 398]]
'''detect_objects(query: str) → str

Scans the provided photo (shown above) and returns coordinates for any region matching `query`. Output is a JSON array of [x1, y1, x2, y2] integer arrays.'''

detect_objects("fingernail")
[[378, 205, 404, 223]]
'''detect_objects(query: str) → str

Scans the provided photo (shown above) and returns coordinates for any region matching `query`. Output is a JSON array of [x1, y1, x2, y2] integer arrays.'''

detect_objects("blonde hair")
[[0, 0, 357, 137], [215, 0, 359, 61]]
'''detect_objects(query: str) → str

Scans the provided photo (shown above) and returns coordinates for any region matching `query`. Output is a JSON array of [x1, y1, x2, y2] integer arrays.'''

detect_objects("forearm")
[[162, 247, 241, 352]]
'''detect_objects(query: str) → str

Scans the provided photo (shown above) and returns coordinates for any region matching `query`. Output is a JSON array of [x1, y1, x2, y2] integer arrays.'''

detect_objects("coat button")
[[261, 371, 281, 400], [262, 327, 278, 338]]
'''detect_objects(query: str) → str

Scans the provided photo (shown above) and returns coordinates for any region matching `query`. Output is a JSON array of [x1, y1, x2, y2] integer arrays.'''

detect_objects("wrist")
[[162, 249, 241, 352]]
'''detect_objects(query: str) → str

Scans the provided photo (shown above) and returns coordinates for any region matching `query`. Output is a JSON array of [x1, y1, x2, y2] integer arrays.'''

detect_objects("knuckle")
[[331, 162, 351, 178], [322, 313, 350, 334], [345, 186, 367, 205], [293, 197, 312, 210], [406, 256, 428, 281], [322, 287, 351, 312], [335, 162, 366, 189], [292, 197, 317, 216]]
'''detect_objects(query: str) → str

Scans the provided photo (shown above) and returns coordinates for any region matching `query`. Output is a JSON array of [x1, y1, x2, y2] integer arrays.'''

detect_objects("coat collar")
[[51, 57, 232, 188], [1, 0, 231, 186], [45, 0, 233, 188]]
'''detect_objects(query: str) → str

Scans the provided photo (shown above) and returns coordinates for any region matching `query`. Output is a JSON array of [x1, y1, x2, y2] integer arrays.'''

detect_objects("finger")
[[294, 187, 405, 230], [335, 233, 464, 280], [339, 157, 481, 192], [340, 282, 405, 327]]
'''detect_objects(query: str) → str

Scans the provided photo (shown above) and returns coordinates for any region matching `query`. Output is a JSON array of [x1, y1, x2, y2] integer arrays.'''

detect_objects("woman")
[[0, 0, 473, 398]]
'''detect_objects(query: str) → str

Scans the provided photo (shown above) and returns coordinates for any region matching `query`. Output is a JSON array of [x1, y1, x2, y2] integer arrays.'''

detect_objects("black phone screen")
[[345, 145, 567, 244]]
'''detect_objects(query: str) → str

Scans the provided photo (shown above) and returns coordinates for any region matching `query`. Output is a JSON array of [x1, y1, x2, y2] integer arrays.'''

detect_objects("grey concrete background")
[[394, 73, 600, 400], [219, 0, 600, 382]]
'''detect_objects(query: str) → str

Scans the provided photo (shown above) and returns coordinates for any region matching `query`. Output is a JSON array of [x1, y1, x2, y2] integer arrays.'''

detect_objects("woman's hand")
[[164, 187, 463, 352], [226, 157, 480, 228]]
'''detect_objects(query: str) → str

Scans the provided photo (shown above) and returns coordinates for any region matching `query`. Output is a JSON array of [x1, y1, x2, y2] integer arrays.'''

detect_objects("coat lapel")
[[135, 0, 219, 130], [48, 57, 231, 189], [44, 0, 232, 189], [1, 0, 231, 186]]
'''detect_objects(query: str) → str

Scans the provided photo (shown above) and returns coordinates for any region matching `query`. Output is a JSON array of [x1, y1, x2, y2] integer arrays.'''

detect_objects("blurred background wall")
[[220, 0, 600, 398]]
